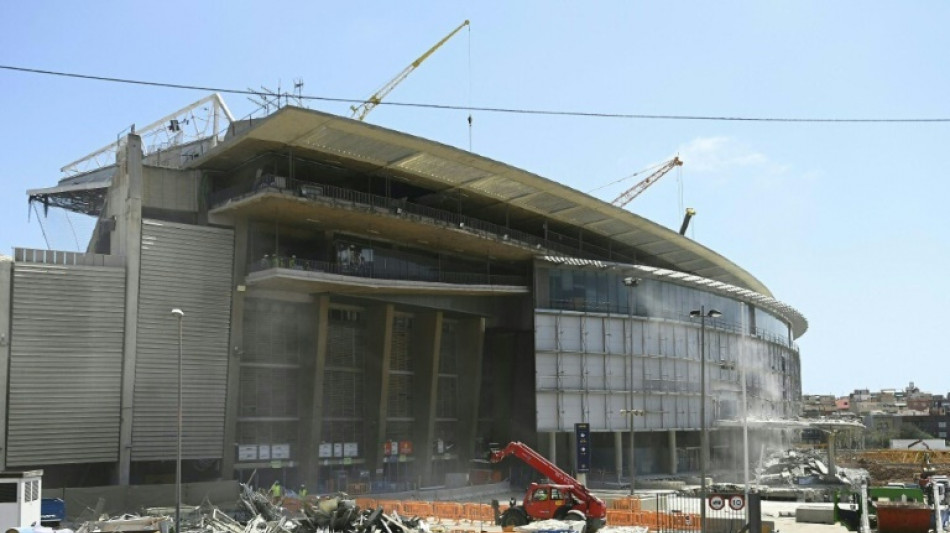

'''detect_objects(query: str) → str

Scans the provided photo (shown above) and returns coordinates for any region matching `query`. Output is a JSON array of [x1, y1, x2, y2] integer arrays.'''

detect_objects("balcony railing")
[[14, 247, 124, 267], [210, 175, 638, 263], [249, 255, 527, 287]]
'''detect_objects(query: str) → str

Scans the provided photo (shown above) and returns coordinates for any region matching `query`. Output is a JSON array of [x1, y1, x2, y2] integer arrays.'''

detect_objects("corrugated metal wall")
[[132, 220, 233, 461], [8, 264, 126, 465]]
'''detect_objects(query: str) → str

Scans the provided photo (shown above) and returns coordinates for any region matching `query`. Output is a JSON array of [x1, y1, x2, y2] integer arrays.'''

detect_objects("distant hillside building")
[[1, 97, 807, 489]]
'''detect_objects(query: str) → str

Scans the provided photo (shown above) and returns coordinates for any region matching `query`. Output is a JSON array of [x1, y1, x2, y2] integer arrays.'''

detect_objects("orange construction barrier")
[[377, 500, 403, 514], [606, 510, 632, 526], [433, 502, 463, 522], [355, 498, 377, 510], [402, 501, 434, 518]]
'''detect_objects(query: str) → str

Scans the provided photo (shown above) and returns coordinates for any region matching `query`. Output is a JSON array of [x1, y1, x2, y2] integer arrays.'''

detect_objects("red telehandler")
[[489, 442, 607, 532]]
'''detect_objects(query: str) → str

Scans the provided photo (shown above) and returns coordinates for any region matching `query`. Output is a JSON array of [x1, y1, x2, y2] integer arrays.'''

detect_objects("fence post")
[[748, 493, 761, 533]]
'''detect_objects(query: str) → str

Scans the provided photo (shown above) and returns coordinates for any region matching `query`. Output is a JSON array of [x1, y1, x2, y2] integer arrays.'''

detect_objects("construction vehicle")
[[350, 20, 470, 121], [489, 442, 607, 532], [611, 156, 683, 208]]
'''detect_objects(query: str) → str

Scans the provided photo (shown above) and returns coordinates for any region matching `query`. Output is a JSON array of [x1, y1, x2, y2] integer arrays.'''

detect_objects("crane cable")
[[586, 160, 668, 195], [467, 22, 473, 151]]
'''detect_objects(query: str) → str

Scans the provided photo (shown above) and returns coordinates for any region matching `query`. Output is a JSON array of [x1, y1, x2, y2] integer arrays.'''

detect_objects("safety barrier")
[[609, 496, 642, 512], [376, 500, 403, 514], [354, 498, 377, 510], [402, 501, 435, 518], [432, 502, 464, 523], [606, 510, 632, 526]]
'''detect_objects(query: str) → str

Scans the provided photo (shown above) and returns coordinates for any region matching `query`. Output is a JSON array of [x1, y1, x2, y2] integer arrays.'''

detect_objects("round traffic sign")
[[728, 495, 745, 511], [708, 495, 725, 511]]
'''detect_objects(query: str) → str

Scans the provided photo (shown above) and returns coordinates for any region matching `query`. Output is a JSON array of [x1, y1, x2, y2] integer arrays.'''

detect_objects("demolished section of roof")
[[189, 105, 773, 295], [27, 165, 115, 216]]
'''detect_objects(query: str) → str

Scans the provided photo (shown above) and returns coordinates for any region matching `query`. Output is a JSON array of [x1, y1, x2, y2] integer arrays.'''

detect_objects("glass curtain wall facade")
[[533, 264, 802, 474]]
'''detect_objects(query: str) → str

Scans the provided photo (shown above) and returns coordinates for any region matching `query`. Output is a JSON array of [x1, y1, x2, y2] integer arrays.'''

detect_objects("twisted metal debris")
[[73, 485, 436, 533]]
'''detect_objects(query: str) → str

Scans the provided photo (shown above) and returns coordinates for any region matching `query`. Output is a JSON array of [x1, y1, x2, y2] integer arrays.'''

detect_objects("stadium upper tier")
[[190, 106, 772, 295]]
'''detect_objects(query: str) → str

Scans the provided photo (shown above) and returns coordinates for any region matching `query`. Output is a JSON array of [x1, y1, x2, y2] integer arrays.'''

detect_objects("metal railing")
[[209, 175, 634, 261], [13, 247, 124, 267], [249, 255, 527, 287]]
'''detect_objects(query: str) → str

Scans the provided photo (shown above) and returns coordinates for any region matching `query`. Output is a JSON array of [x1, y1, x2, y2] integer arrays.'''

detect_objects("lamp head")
[[708, 309, 722, 318], [622, 277, 641, 287], [171, 308, 184, 318]]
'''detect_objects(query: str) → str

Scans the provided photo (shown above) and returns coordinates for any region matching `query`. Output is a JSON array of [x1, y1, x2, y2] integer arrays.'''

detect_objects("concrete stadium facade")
[[1, 102, 805, 490]]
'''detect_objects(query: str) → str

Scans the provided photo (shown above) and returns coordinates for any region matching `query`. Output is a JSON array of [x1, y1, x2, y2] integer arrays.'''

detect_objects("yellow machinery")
[[350, 20, 470, 121]]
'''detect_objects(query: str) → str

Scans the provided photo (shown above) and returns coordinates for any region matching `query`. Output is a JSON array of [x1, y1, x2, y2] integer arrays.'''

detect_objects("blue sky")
[[1, 2, 947, 397]]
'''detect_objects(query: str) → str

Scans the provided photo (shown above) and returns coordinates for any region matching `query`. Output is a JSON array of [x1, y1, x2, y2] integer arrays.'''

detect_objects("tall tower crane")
[[350, 19, 470, 121], [611, 156, 683, 208]]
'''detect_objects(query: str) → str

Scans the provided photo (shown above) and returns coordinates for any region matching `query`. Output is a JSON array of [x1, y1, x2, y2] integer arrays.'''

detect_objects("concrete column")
[[363, 304, 394, 480], [220, 219, 249, 480], [410, 311, 443, 485], [0, 257, 11, 471], [306, 295, 330, 484], [117, 134, 144, 486], [455, 318, 485, 463], [668, 430, 677, 474], [614, 431, 623, 483], [547, 432, 557, 464], [827, 431, 837, 476]]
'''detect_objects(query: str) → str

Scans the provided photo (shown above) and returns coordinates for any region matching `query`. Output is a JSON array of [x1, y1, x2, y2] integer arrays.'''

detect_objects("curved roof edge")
[[190, 105, 772, 295], [538, 255, 807, 339]]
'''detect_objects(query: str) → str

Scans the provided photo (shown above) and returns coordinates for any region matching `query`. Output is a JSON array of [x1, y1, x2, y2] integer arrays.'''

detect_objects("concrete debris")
[[755, 449, 864, 487], [73, 485, 437, 533]]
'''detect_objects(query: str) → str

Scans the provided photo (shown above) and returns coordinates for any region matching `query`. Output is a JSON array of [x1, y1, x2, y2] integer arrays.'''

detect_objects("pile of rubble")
[[72, 485, 438, 533], [755, 448, 863, 486]]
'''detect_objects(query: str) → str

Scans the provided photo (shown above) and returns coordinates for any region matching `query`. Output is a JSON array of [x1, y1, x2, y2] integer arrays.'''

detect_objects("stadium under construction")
[[1, 95, 806, 491]]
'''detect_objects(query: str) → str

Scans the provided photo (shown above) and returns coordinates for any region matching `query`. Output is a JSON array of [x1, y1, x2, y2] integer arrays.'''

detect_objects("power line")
[[2, 64, 949, 123]]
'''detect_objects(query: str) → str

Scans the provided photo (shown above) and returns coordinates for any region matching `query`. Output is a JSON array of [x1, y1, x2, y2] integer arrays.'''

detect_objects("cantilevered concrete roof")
[[190, 106, 773, 296]]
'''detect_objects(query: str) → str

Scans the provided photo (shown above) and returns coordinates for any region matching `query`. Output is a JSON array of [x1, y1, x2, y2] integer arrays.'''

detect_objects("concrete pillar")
[[827, 431, 837, 476], [456, 318, 485, 463], [0, 257, 11, 471], [117, 134, 144, 486], [668, 430, 677, 474], [411, 311, 443, 485], [614, 431, 623, 483], [363, 304, 394, 480], [305, 295, 330, 485], [220, 219, 249, 480], [547, 432, 557, 464]]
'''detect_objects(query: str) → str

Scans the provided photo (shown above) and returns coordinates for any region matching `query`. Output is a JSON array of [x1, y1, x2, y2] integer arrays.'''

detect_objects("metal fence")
[[610, 492, 761, 532]]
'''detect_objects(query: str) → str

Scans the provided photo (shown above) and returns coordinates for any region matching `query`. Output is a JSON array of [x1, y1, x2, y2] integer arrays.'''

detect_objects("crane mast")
[[350, 20, 470, 121], [611, 156, 683, 208]]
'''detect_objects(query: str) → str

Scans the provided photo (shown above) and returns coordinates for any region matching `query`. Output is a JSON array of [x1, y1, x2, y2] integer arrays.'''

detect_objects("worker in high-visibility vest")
[[299, 485, 308, 499], [269, 481, 282, 502]]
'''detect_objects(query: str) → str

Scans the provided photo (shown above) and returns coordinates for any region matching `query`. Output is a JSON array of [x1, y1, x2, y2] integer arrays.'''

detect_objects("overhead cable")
[[2, 64, 949, 123]]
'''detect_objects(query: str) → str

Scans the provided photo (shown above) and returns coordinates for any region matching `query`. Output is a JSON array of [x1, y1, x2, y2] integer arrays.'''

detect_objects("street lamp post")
[[171, 308, 184, 533], [620, 409, 645, 496], [621, 276, 642, 494], [690, 306, 721, 532]]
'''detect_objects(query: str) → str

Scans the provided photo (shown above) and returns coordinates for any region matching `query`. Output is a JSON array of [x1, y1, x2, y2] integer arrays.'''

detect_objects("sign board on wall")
[[238, 445, 258, 461], [575, 423, 591, 473], [258, 445, 271, 461], [343, 442, 359, 457], [319, 443, 333, 458], [333, 443, 343, 457], [272, 444, 291, 459]]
